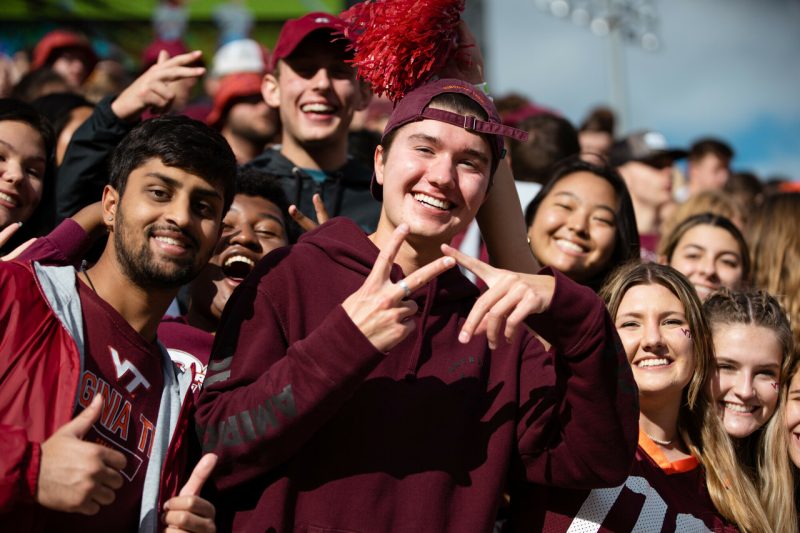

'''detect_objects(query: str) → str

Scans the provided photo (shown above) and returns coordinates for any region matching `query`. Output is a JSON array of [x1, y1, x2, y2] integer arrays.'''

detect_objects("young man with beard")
[[207, 73, 280, 165], [246, 12, 380, 231], [196, 79, 638, 531], [0, 115, 236, 532]]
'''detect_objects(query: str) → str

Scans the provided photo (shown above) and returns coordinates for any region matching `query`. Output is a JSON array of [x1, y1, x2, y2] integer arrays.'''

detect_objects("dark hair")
[[579, 106, 615, 135], [235, 167, 298, 243], [525, 155, 640, 290], [659, 212, 750, 284], [510, 113, 580, 185], [724, 171, 763, 208], [109, 116, 237, 214], [0, 98, 57, 251], [31, 92, 94, 140], [10, 69, 70, 102], [689, 137, 734, 163]]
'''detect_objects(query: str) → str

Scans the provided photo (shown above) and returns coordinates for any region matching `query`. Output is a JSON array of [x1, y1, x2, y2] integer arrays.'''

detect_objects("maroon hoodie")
[[196, 217, 638, 532]]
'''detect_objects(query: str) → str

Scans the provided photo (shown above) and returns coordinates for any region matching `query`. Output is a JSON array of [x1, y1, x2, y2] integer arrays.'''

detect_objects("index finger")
[[368, 223, 409, 283], [179, 453, 218, 497], [400, 255, 456, 294], [0, 221, 21, 249], [441, 244, 496, 283]]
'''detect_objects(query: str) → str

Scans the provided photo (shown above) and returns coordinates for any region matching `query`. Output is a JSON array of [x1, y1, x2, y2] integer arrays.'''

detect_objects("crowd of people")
[[1, 8, 800, 533]]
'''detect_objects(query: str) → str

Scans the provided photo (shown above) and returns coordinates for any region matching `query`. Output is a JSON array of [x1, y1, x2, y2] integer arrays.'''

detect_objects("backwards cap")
[[32, 30, 98, 72], [610, 130, 687, 167], [269, 12, 348, 72], [206, 72, 264, 128], [372, 78, 528, 200]]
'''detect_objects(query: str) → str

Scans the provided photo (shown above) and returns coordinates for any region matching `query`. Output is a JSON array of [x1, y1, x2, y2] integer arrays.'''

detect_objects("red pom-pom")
[[341, 0, 465, 102]]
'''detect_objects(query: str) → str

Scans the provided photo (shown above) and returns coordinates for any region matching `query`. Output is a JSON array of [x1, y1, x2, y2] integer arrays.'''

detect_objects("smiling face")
[[0, 120, 47, 229], [785, 370, 800, 468], [668, 224, 744, 300], [263, 33, 367, 158], [107, 158, 225, 289], [709, 323, 782, 438], [615, 283, 696, 404], [373, 117, 492, 249], [197, 193, 288, 322], [528, 171, 618, 283]]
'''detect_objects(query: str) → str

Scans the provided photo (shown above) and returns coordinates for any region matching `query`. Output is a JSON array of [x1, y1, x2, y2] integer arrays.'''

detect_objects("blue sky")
[[485, 0, 800, 180]]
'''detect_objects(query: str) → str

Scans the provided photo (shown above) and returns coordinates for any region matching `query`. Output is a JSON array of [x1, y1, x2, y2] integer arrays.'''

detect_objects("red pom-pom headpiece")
[[340, 0, 465, 102]]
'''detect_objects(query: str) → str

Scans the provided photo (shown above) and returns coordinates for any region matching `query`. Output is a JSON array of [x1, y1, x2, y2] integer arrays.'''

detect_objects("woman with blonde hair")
[[748, 192, 800, 349], [703, 289, 795, 531], [507, 262, 769, 531]]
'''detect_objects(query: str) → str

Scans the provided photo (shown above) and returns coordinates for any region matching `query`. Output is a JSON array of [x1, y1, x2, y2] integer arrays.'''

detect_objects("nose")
[[733, 372, 756, 401], [426, 157, 457, 189], [230, 222, 260, 250], [164, 196, 193, 229], [2, 159, 24, 184], [311, 67, 332, 91], [567, 209, 589, 237], [641, 320, 666, 353], [698, 256, 718, 281]]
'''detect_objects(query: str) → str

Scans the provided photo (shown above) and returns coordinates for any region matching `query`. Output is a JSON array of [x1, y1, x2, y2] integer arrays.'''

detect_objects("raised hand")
[[111, 49, 205, 121], [342, 224, 455, 353], [288, 193, 330, 232], [441, 244, 555, 349], [162, 454, 218, 533], [36, 395, 127, 515]]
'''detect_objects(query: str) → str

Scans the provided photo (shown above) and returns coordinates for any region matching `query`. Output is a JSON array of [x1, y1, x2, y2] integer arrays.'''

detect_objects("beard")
[[113, 207, 205, 289]]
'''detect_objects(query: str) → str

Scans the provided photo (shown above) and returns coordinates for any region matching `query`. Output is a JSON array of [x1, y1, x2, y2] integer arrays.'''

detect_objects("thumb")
[[58, 394, 104, 439], [179, 453, 218, 497]]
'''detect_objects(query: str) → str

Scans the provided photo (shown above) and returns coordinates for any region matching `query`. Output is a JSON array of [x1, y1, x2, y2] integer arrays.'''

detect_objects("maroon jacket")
[[196, 217, 638, 532]]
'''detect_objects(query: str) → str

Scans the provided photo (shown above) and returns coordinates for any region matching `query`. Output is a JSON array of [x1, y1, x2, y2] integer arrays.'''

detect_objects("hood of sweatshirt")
[[299, 217, 480, 377], [246, 147, 373, 187]]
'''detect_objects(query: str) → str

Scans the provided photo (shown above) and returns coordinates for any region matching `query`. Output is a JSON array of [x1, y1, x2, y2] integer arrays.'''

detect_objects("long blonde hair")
[[601, 262, 771, 532], [748, 193, 800, 352]]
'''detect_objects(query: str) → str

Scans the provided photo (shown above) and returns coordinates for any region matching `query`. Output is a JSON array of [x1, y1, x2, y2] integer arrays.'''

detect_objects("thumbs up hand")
[[36, 395, 128, 514], [162, 454, 218, 533]]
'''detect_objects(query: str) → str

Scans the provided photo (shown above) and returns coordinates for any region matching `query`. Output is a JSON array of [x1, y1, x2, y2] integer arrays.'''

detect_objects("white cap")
[[211, 38, 266, 78]]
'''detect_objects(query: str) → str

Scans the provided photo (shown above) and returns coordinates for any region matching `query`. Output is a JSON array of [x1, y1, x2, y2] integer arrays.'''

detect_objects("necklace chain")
[[80, 260, 97, 293], [645, 431, 673, 446]]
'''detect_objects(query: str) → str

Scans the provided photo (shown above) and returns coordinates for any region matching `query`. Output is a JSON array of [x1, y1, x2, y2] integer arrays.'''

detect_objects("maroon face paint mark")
[[681, 328, 692, 339], [772, 382, 780, 391]]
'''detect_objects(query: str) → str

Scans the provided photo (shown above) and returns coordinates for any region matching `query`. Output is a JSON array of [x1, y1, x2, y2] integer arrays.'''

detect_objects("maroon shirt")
[[510, 431, 738, 532], [56, 280, 165, 530]]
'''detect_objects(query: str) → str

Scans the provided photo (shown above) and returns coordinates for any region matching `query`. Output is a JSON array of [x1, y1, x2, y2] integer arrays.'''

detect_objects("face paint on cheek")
[[772, 382, 780, 391], [681, 328, 692, 339]]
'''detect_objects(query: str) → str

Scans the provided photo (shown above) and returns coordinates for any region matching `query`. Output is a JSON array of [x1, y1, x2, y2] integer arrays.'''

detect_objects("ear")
[[374, 144, 385, 186], [355, 79, 372, 112], [262, 72, 280, 109], [657, 254, 669, 266], [101, 185, 119, 231]]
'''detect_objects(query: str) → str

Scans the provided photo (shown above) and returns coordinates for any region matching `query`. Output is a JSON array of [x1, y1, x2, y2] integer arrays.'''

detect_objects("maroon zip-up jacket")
[[196, 217, 638, 532]]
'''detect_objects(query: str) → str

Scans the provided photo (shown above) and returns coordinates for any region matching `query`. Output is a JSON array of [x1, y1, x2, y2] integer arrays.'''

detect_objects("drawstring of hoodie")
[[404, 277, 437, 379], [330, 171, 345, 217], [290, 167, 304, 209]]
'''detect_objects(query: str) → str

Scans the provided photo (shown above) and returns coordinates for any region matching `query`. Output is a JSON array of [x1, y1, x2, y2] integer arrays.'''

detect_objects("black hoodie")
[[245, 147, 381, 232]]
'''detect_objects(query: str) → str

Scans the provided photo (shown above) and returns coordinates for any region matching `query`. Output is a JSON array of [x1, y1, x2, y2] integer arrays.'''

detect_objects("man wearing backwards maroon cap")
[[197, 78, 637, 531], [32, 29, 98, 89], [245, 12, 380, 231]]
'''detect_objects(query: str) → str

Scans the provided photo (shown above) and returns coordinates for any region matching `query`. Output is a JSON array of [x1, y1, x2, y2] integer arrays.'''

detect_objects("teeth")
[[555, 239, 585, 253], [155, 236, 184, 247], [0, 192, 18, 206], [301, 103, 335, 113], [637, 358, 670, 368], [224, 255, 255, 267], [724, 402, 754, 413], [413, 193, 451, 210]]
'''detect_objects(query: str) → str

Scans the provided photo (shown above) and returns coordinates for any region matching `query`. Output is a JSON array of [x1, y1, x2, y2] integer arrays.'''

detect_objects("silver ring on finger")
[[397, 278, 411, 298]]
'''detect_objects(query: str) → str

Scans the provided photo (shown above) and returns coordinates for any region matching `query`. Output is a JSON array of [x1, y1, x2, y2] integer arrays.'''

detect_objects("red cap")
[[372, 78, 528, 200], [32, 30, 98, 72], [206, 72, 264, 128], [141, 39, 192, 71], [269, 12, 348, 72]]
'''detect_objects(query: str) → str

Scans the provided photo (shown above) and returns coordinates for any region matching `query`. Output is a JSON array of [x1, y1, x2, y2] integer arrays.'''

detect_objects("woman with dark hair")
[[658, 213, 748, 301], [0, 98, 55, 254], [525, 155, 640, 292]]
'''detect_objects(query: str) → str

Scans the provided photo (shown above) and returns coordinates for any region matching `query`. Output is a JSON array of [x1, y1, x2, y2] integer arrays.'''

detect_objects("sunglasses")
[[639, 156, 675, 170]]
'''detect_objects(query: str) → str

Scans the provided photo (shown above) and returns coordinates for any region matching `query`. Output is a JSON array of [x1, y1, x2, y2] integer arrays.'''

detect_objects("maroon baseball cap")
[[371, 78, 529, 200], [32, 30, 98, 73], [269, 12, 348, 72]]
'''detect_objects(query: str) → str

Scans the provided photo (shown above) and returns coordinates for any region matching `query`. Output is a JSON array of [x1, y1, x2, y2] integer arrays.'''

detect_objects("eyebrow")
[[146, 172, 223, 201], [552, 191, 616, 216], [407, 132, 490, 165], [0, 139, 47, 164]]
